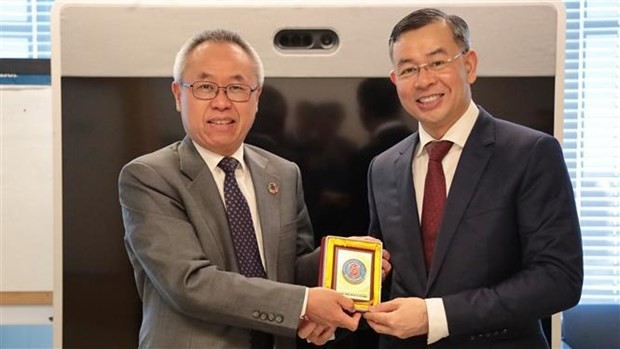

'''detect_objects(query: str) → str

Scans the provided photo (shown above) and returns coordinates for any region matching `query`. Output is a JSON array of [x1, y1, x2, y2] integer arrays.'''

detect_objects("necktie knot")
[[218, 157, 239, 175], [426, 141, 453, 162]]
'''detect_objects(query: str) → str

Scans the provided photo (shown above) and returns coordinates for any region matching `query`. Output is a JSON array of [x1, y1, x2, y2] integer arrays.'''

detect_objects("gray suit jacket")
[[119, 137, 320, 348], [368, 108, 583, 349]]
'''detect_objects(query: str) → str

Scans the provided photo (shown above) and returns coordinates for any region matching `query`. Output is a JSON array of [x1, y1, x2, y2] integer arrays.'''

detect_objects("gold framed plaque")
[[319, 236, 382, 311]]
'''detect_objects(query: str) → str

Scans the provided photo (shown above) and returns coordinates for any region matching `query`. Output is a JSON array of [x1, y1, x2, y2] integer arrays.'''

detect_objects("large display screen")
[[61, 75, 554, 347]]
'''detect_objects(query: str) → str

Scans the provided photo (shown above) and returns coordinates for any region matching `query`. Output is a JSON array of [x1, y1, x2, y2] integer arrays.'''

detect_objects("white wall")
[[1, 86, 54, 292], [0, 86, 54, 324]]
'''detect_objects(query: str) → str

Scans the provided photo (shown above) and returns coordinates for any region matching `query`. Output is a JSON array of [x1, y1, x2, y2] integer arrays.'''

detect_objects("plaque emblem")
[[342, 258, 366, 285]]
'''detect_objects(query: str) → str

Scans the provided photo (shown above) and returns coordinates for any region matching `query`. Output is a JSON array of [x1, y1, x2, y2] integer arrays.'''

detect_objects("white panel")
[[0, 306, 53, 325], [54, 1, 561, 77], [0, 86, 53, 292]]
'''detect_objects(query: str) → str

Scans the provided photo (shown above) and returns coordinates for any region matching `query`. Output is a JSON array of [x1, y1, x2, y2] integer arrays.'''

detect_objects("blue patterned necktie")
[[218, 157, 272, 349], [218, 157, 266, 278]]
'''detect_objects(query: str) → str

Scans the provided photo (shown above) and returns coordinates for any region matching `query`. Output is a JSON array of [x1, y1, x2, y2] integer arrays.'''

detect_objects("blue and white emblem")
[[342, 258, 366, 285]]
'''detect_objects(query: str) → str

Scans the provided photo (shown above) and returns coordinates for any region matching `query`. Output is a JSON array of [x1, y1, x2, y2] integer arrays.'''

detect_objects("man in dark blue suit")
[[363, 8, 583, 349]]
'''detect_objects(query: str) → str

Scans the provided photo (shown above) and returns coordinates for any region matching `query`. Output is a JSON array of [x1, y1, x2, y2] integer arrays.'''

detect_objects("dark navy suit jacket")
[[367, 108, 583, 349]]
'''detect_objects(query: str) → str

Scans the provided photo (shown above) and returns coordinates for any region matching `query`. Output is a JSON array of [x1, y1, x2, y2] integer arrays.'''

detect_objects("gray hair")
[[172, 29, 264, 86], [388, 8, 470, 61]]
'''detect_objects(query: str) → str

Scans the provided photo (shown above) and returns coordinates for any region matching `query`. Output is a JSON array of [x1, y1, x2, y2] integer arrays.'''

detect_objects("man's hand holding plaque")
[[319, 236, 385, 311]]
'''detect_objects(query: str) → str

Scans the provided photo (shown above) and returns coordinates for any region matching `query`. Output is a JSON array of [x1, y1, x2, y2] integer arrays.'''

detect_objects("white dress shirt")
[[193, 142, 310, 324], [193, 142, 266, 266], [412, 101, 479, 344]]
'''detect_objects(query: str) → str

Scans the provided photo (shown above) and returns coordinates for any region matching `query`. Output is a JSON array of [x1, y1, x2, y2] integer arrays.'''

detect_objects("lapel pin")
[[268, 182, 279, 195]]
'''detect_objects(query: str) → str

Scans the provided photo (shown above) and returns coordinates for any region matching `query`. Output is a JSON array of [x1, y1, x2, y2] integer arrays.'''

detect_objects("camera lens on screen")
[[320, 33, 334, 47], [275, 29, 338, 50], [277, 35, 290, 47]]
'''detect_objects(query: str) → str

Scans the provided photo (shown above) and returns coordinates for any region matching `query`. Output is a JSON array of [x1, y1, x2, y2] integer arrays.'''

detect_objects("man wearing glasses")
[[363, 8, 583, 349], [119, 29, 362, 348]]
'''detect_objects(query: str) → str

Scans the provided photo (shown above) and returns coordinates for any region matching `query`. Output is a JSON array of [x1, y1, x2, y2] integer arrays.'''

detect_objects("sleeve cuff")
[[300, 287, 309, 318], [425, 297, 449, 344]]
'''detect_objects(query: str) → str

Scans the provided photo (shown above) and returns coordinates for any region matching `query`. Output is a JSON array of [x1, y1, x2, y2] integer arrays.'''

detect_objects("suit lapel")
[[426, 110, 495, 292], [394, 134, 428, 291], [244, 146, 281, 281], [179, 137, 238, 271]]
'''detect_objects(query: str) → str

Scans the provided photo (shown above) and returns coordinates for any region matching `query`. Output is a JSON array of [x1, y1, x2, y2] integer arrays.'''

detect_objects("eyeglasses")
[[395, 50, 468, 79], [178, 81, 259, 102]]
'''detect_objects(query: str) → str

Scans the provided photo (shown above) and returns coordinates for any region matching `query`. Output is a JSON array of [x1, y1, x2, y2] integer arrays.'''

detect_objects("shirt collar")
[[192, 141, 246, 173], [416, 101, 479, 158]]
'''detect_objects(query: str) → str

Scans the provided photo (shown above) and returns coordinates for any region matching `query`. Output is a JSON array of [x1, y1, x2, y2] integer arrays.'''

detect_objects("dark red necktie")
[[218, 157, 273, 349], [421, 141, 453, 270]]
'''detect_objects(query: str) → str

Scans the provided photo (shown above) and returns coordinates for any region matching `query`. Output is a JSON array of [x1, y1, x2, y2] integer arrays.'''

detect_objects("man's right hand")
[[305, 287, 360, 331]]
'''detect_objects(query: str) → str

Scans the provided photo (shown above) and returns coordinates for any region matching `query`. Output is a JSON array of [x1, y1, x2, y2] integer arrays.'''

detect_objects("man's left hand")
[[363, 297, 428, 339], [298, 319, 336, 346]]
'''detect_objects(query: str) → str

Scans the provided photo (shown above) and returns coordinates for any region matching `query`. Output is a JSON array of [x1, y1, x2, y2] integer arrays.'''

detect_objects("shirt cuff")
[[301, 288, 335, 343], [425, 297, 449, 344], [300, 287, 309, 318]]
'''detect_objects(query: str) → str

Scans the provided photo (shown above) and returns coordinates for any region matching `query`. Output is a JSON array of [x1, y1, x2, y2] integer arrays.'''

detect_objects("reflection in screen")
[[61, 76, 554, 348]]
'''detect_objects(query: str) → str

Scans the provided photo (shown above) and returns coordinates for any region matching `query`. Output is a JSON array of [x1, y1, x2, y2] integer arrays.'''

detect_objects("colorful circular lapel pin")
[[268, 182, 279, 195]]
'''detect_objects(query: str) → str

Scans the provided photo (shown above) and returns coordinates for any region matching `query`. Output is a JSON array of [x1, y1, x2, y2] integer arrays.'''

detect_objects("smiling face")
[[171, 41, 262, 156], [389, 20, 478, 139]]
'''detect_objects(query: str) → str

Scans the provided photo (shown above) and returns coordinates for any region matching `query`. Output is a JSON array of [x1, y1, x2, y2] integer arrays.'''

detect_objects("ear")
[[254, 86, 263, 111], [464, 49, 478, 84], [389, 70, 397, 84], [171, 81, 182, 112]]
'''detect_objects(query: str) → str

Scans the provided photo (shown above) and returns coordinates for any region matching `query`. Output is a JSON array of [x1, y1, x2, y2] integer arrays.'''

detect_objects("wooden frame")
[[0, 292, 53, 305]]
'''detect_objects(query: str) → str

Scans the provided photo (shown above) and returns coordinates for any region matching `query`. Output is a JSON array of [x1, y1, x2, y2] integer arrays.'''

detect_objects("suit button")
[[252, 311, 260, 319], [502, 328, 508, 334], [268, 313, 275, 321], [493, 331, 499, 336], [485, 333, 491, 338], [260, 313, 268, 320], [275, 315, 284, 323], [469, 335, 476, 341]]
